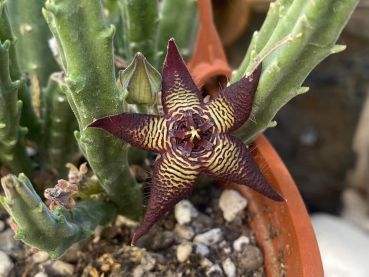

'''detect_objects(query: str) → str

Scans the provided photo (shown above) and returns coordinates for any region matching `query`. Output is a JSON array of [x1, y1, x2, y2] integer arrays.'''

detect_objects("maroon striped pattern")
[[131, 152, 199, 245], [89, 113, 169, 153], [89, 40, 283, 246], [162, 39, 202, 114], [205, 64, 262, 133], [204, 134, 283, 201]]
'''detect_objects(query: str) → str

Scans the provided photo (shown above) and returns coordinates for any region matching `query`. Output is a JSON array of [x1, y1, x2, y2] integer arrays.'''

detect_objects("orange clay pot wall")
[[188, 1, 324, 276], [229, 136, 323, 277]]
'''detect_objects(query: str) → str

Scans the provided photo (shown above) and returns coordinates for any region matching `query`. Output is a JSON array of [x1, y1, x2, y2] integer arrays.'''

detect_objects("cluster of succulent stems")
[[0, 0, 359, 258]]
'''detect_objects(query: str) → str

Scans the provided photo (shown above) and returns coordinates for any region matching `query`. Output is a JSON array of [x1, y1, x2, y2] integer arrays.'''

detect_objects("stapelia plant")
[[0, 0, 359, 258], [90, 40, 283, 244]]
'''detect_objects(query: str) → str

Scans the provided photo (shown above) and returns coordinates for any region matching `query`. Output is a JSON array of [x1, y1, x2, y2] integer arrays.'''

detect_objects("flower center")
[[170, 112, 215, 157], [186, 126, 201, 142]]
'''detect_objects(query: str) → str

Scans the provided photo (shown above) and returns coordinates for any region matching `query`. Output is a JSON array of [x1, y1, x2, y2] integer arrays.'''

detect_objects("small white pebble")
[[132, 265, 144, 277], [174, 224, 195, 240], [140, 253, 156, 271], [224, 247, 231, 255], [195, 243, 210, 256], [219, 241, 231, 254], [233, 235, 250, 251], [194, 228, 223, 245], [0, 228, 17, 252], [176, 242, 192, 263], [219, 190, 247, 222], [174, 200, 198, 225], [206, 264, 223, 276], [32, 251, 49, 263], [222, 258, 236, 277], [49, 260, 74, 276], [200, 257, 213, 268], [0, 251, 13, 276], [34, 272, 48, 277]]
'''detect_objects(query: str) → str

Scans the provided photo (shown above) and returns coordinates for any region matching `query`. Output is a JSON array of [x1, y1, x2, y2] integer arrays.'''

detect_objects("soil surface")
[[0, 186, 265, 277]]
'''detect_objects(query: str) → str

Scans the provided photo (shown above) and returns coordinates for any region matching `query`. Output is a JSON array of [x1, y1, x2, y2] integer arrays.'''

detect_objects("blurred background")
[[214, 0, 369, 275]]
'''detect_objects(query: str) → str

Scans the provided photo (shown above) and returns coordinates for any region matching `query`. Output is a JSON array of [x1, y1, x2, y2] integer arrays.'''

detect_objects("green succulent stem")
[[120, 0, 159, 65], [0, 40, 33, 175], [43, 0, 143, 219], [0, 174, 116, 259], [0, 1, 41, 140], [103, 0, 125, 58], [6, 0, 59, 88], [157, 0, 198, 65], [42, 72, 79, 177], [232, 0, 359, 143]]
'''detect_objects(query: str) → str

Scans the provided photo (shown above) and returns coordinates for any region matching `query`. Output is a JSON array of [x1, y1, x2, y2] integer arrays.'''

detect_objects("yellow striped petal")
[[90, 113, 169, 153], [131, 151, 200, 244]]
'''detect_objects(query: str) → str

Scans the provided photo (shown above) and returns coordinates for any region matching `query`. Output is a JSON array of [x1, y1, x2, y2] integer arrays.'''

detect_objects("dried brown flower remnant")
[[44, 179, 78, 210], [66, 162, 88, 184]]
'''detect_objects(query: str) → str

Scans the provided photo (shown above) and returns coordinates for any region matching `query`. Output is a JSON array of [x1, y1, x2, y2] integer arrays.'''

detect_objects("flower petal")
[[131, 151, 200, 245], [89, 113, 169, 153], [205, 64, 262, 133], [203, 133, 284, 201], [162, 39, 202, 114]]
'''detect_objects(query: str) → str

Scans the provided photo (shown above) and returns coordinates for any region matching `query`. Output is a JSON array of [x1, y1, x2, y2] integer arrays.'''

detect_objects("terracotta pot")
[[188, 1, 323, 276], [225, 136, 324, 277], [188, 0, 232, 91], [212, 0, 271, 47], [212, 0, 251, 47]]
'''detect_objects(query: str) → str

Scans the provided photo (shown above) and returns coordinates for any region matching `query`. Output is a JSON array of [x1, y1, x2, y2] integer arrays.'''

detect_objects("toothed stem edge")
[[232, 0, 359, 143], [0, 1, 41, 140], [41, 72, 79, 177], [43, 0, 143, 219], [0, 40, 33, 175]]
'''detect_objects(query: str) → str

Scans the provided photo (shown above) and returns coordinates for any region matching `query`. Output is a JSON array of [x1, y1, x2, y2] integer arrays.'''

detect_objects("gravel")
[[174, 200, 199, 225], [140, 252, 156, 272], [222, 258, 236, 277], [0, 220, 5, 232], [0, 250, 13, 277], [132, 265, 145, 277], [174, 224, 195, 240], [148, 230, 176, 251], [34, 272, 48, 277], [194, 228, 223, 245], [32, 251, 49, 264], [176, 242, 193, 263], [46, 260, 75, 276], [0, 228, 18, 253], [236, 245, 264, 274], [219, 190, 248, 222], [1, 186, 266, 276], [195, 243, 210, 256], [233, 235, 251, 251], [206, 264, 223, 276]]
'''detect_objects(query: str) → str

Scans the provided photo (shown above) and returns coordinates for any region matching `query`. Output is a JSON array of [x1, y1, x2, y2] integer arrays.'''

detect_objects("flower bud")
[[119, 53, 161, 106]]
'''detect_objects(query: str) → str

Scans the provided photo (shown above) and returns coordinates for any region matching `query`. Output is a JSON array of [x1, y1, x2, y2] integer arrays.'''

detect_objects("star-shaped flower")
[[90, 39, 283, 245]]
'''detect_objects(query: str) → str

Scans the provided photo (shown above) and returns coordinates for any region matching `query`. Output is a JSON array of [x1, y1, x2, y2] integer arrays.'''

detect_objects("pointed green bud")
[[119, 52, 161, 106]]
